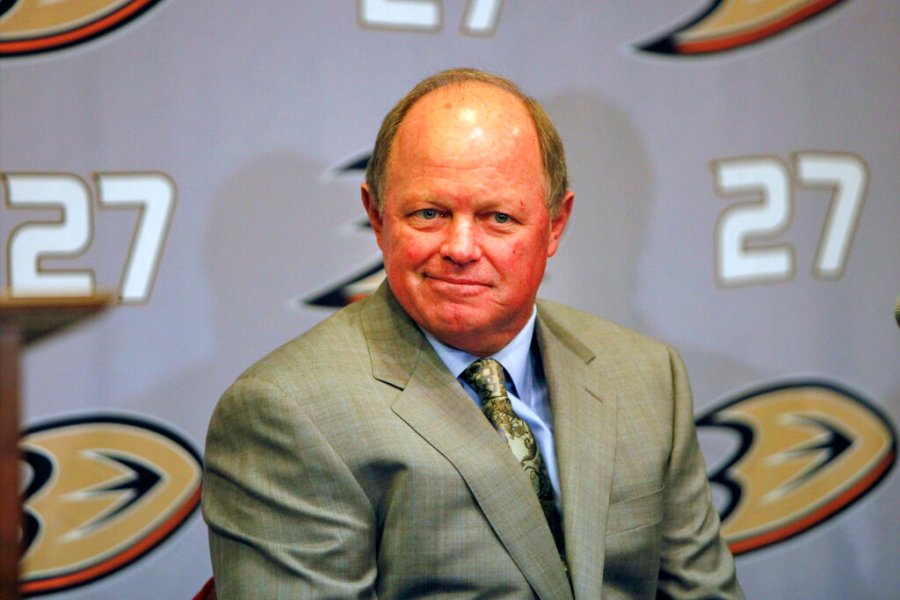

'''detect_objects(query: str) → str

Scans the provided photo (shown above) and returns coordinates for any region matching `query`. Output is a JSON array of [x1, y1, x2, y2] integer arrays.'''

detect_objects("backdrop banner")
[[1, 1, 897, 598]]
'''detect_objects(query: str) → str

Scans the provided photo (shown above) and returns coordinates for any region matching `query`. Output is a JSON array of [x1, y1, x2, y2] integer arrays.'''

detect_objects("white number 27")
[[359, 0, 504, 35], [713, 153, 867, 287], [4, 172, 176, 303]]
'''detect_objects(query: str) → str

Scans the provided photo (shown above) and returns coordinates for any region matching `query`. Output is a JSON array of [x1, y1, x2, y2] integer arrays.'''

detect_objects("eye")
[[416, 208, 439, 220], [493, 212, 511, 224]]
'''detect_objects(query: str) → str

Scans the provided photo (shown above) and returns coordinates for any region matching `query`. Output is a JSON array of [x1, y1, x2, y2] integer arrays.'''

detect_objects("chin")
[[428, 315, 500, 348]]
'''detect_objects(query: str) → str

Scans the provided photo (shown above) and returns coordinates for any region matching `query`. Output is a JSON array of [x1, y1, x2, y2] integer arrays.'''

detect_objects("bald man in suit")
[[202, 68, 742, 599]]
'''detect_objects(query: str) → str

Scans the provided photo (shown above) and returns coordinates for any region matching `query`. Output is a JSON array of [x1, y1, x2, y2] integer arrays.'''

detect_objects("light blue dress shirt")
[[423, 307, 562, 513]]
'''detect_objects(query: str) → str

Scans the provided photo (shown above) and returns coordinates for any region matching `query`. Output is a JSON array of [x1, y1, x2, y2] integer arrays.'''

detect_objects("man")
[[202, 68, 742, 598]]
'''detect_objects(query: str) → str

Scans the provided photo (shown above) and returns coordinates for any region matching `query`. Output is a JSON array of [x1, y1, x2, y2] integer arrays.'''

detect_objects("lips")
[[428, 275, 488, 286], [425, 274, 491, 295]]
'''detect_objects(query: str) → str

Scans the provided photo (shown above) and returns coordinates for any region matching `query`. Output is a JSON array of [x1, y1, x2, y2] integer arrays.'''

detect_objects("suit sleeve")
[[656, 348, 744, 599], [202, 375, 378, 599]]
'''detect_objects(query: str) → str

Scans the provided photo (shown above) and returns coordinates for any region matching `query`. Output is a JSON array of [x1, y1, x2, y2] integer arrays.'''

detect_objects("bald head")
[[389, 82, 543, 195], [365, 68, 569, 217]]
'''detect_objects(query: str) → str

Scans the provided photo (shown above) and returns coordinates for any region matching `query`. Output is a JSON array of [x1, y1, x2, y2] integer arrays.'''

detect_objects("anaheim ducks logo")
[[637, 0, 851, 56], [0, 0, 166, 57], [302, 152, 386, 309], [698, 381, 896, 555], [304, 260, 386, 308], [19, 414, 202, 595]]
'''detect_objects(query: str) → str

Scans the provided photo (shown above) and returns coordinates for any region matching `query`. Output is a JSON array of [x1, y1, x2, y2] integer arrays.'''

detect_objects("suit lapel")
[[537, 304, 618, 598], [362, 285, 572, 599]]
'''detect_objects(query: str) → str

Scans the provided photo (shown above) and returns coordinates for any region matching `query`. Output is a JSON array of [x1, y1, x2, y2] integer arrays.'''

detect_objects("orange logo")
[[637, 0, 851, 56], [0, 0, 165, 57], [698, 381, 895, 555], [19, 414, 201, 595]]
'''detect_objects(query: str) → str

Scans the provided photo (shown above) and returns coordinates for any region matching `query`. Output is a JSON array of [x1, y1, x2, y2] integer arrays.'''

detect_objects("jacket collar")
[[536, 301, 618, 597]]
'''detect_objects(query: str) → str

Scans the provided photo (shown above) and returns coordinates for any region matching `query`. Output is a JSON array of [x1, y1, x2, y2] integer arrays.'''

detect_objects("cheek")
[[493, 243, 533, 283], [507, 238, 540, 263], [389, 235, 434, 268], [402, 239, 428, 261], [500, 238, 550, 283]]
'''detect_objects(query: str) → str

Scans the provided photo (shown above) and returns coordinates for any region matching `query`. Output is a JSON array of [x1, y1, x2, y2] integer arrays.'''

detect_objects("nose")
[[440, 218, 482, 265]]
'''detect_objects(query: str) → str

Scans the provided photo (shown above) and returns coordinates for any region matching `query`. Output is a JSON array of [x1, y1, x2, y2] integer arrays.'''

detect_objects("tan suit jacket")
[[203, 283, 742, 598]]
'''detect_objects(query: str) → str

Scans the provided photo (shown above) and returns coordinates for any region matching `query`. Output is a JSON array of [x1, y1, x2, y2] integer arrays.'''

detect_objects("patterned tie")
[[462, 358, 566, 562]]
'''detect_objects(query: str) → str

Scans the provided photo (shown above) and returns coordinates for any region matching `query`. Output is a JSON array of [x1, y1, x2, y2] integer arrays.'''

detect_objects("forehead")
[[405, 81, 532, 126], [389, 82, 541, 173]]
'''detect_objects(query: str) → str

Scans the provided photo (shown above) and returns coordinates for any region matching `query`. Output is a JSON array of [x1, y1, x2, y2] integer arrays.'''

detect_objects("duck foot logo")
[[698, 380, 896, 555], [19, 414, 202, 596], [636, 0, 851, 57]]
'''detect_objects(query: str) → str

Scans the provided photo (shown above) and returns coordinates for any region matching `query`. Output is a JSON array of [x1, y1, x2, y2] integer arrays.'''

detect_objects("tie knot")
[[461, 358, 507, 401]]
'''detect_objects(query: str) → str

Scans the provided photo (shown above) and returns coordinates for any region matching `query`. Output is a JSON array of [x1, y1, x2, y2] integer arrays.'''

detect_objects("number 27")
[[3, 172, 175, 304], [713, 153, 867, 287], [359, 0, 503, 34]]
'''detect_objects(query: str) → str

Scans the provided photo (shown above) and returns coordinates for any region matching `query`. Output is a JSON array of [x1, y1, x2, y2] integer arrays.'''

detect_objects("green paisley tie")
[[462, 358, 566, 563]]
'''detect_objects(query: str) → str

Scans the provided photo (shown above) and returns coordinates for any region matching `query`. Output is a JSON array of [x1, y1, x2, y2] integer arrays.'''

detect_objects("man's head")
[[361, 69, 574, 356], [365, 68, 570, 218]]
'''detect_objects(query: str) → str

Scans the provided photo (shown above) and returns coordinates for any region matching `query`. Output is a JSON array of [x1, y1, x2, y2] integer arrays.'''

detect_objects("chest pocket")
[[606, 486, 663, 536], [603, 486, 665, 595]]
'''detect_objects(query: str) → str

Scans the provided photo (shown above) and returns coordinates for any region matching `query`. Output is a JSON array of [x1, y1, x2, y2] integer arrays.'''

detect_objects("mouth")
[[424, 274, 490, 294]]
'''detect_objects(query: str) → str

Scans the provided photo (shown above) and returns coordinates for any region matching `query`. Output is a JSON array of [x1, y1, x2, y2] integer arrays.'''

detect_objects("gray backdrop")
[[1, 1, 898, 598]]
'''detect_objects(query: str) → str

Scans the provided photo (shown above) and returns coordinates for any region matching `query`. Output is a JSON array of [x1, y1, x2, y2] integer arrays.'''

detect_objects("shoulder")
[[239, 297, 373, 387], [210, 295, 389, 436], [536, 298, 673, 358], [536, 299, 692, 430]]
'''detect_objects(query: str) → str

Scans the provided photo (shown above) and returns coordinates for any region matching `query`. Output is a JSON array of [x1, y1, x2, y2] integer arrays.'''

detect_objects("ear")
[[361, 183, 384, 244], [547, 191, 574, 257]]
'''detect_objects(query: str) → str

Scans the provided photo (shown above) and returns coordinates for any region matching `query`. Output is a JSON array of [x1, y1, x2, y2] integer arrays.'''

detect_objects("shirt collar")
[[423, 306, 537, 399]]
